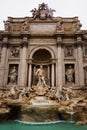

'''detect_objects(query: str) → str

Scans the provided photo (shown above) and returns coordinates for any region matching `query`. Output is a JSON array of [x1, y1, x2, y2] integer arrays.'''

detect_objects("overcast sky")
[[0, 0, 87, 30]]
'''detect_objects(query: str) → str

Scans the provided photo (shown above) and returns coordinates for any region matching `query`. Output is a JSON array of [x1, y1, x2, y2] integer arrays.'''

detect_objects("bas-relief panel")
[[9, 47, 20, 58], [30, 23, 56, 35], [11, 23, 22, 32], [62, 23, 76, 34]]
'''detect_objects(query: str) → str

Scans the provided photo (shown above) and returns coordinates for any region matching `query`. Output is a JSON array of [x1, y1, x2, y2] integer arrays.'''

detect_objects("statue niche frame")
[[65, 64, 75, 85], [8, 64, 18, 85]]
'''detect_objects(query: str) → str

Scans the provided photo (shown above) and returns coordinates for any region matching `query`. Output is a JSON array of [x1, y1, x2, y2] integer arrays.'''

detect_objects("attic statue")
[[3, 21, 10, 31], [31, 3, 55, 20]]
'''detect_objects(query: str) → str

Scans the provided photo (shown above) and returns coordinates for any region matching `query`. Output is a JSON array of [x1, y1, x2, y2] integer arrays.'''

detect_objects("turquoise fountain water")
[[0, 121, 87, 130]]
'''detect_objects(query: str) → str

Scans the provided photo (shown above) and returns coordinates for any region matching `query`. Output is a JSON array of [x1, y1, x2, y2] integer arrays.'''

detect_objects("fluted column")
[[56, 37, 63, 89], [28, 62, 32, 88], [77, 37, 84, 85], [47, 65, 50, 79], [0, 37, 8, 87], [19, 41, 28, 87], [51, 63, 55, 86]]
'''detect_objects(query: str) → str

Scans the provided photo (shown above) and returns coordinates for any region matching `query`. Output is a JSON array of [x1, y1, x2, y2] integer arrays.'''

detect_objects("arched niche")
[[29, 46, 55, 60], [28, 46, 56, 87]]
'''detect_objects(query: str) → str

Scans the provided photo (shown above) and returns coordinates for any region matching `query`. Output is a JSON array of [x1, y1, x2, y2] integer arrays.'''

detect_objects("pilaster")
[[77, 36, 84, 86], [56, 36, 63, 89], [28, 59, 32, 88], [19, 37, 28, 87], [0, 37, 8, 87], [51, 60, 55, 87]]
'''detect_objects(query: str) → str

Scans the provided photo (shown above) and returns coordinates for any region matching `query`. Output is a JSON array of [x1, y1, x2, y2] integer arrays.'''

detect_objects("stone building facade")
[[0, 3, 87, 90]]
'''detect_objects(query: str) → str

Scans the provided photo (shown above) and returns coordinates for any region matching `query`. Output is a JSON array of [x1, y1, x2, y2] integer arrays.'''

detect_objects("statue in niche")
[[10, 47, 20, 58], [65, 46, 73, 57], [65, 65, 74, 84], [35, 65, 47, 87], [22, 21, 29, 31], [9, 66, 17, 84]]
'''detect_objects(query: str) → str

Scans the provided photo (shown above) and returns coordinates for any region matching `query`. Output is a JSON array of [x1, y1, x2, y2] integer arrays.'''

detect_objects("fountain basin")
[[20, 104, 59, 122], [30, 96, 58, 105]]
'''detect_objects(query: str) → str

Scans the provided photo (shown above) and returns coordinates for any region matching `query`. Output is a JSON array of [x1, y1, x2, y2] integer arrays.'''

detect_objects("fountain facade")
[[0, 3, 87, 125]]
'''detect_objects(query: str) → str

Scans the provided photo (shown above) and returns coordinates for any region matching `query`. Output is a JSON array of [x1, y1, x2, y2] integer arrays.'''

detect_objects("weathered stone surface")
[[0, 2, 87, 124]]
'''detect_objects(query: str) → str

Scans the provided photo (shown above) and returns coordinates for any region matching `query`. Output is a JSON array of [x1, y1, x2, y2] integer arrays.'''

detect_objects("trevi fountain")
[[0, 2, 87, 130]]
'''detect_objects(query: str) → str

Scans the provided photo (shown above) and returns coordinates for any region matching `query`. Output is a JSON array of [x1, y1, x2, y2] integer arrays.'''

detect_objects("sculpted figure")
[[10, 47, 20, 57], [31, 3, 55, 20], [31, 8, 39, 19], [22, 21, 29, 31], [6, 85, 19, 99], [3, 21, 10, 31], [9, 66, 17, 84], [66, 66, 74, 84], [76, 21, 82, 31], [56, 19, 62, 32], [35, 65, 47, 87]]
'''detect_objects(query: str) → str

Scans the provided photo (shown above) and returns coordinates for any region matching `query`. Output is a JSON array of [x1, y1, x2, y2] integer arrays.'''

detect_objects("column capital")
[[76, 36, 82, 43], [76, 37, 83, 47], [21, 33, 30, 39], [56, 36, 62, 45], [2, 37, 8, 47], [51, 59, 56, 64], [21, 41, 28, 47], [3, 36, 8, 42], [28, 59, 32, 64]]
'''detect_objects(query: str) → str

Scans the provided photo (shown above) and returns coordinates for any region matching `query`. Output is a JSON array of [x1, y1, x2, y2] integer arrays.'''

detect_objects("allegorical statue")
[[66, 65, 74, 84], [35, 65, 47, 87], [9, 66, 17, 84], [3, 20, 10, 31], [31, 3, 55, 20], [22, 21, 29, 31]]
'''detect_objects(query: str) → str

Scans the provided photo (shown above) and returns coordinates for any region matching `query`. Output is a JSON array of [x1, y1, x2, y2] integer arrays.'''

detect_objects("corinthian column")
[[51, 63, 55, 86], [77, 37, 84, 86], [19, 41, 28, 87], [28, 62, 32, 88], [56, 37, 63, 89], [0, 37, 8, 87]]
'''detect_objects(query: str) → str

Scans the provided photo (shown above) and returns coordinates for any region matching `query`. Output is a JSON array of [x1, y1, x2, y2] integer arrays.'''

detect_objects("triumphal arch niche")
[[0, 2, 87, 90]]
